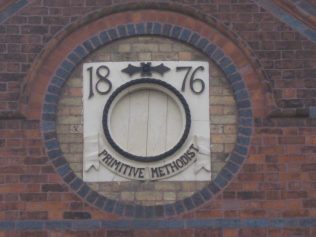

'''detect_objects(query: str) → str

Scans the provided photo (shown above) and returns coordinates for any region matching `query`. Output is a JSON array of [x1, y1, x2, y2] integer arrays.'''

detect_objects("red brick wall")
[[0, 0, 316, 236], [0, 0, 314, 115]]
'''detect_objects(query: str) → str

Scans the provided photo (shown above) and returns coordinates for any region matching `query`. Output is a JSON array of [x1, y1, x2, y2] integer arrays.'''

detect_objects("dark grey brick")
[[219, 57, 232, 68], [214, 174, 228, 187], [192, 193, 204, 206], [232, 81, 245, 92], [199, 188, 212, 200], [164, 203, 175, 216], [45, 221, 71, 230], [144, 206, 154, 218], [162, 24, 172, 36], [223, 64, 237, 76], [61, 60, 75, 72], [83, 40, 94, 52], [134, 204, 144, 218], [183, 197, 194, 210], [237, 135, 250, 145], [174, 201, 185, 214], [204, 43, 216, 56], [42, 121, 55, 132], [239, 117, 253, 127], [225, 161, 239, 173], [99, 31, 110, 44], [77, 184, 90, 198], [171, 26, 181, 38], [231, 152, 246, 164], [95, 196, 106, 209], [117, 25, 127, 37], [57, 164, 71, 177], [63, 212, 91, 220], [47, 85, 59, 94], [0, 221, 14, 230], [42, 113, 55, 121], [44, 94, 58, 104], [309, 106, 316, 118], [189, 33, 200, 45], [56, 68, 70, 79], [47, 149, 62, 160], [207, 183, 220, 194], [220, 168, 233, 180], [70, 178, 83, 191], [45, 139, 58, 150], [72, 220, 100, 230], [235, 144, 248, 155], [52, 157, 67, 168], [86, 191, 98, 204], [179, 29, 191, 42], [136, 23, 145, 34], [239, 109, 252, 117], [74, 45, 88, 59], [154, 205, 164, 218], [124, 204, 135, 217], [16, 221, 43, 230], [43, 131, 56, 141], [153, 22, 161, 34], [146, 22, 153, 34], [91, 35, 102, 48], [237, 99, 251, 109], [212, 48, 224, 61], [101, 220, 130, 229], [238, 127, 252, 136], [197, 38, 208, 50], [235, 89, 249, 101], [68, 52, 81, 64], [103, 199, 116, 213], [126, 24, 136, 36], [0, 0, 28, 23], [114, 202, 125, 216], [51, 76, 65, 88], [63, 172, 76, 183]]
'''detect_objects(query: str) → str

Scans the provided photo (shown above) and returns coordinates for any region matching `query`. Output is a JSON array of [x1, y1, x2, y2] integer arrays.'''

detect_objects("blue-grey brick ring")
[[42, 21, 253, 218], [102, 78, 191, 163]]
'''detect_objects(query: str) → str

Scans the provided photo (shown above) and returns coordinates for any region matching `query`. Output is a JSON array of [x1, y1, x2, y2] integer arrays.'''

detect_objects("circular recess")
[[109, 89, 182, 157], [102, 78, 191, 163]]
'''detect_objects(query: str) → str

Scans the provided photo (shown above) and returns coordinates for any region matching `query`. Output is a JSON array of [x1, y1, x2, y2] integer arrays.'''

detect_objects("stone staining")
[[56, 36, 237, 205]]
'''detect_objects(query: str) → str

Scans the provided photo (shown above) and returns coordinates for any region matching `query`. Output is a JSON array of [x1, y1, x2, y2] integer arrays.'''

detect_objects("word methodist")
[[98, 144, 199, 180]]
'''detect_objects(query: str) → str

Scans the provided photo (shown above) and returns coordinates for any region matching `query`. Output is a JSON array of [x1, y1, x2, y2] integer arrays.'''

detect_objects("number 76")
[[176, 66, 205, 94]]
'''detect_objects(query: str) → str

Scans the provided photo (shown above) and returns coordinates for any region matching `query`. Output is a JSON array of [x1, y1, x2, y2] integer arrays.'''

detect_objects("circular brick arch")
[[20, 3, 275, 118], [20, 8, 271, 217]]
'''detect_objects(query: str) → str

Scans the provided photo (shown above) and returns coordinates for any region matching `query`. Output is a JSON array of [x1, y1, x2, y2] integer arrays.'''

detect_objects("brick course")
[[0, 0, 316, 236]]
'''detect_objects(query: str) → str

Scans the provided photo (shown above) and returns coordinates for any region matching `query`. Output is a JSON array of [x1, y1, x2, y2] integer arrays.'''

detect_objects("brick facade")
[[0, 0, 316, 236]]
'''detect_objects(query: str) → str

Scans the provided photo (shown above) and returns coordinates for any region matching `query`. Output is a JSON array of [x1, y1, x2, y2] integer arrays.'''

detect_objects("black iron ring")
[[102, 78, 191, 163]]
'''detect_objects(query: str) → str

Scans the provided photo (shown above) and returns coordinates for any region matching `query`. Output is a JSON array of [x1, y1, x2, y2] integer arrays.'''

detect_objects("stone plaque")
[[83, 61, 211, 181]]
